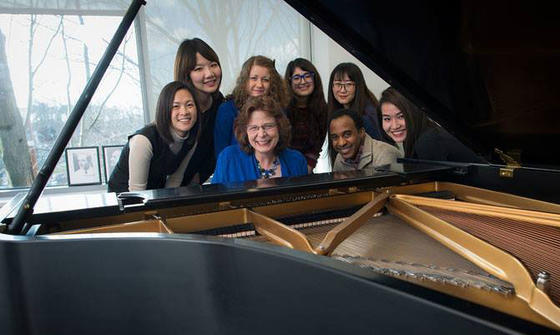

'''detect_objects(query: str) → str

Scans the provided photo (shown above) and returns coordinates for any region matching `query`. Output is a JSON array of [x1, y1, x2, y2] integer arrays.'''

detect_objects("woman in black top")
[[174, 38, 224, 184], [378, 87, 485, 163], [327, 63, 383, 167], [327, 63, 382, 140], [284, 58, 328, 173], [108, 81, 201, 193]]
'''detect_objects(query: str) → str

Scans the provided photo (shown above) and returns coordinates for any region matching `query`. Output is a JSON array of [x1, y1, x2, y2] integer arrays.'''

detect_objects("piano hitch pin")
[[536, 271, 551, 294]]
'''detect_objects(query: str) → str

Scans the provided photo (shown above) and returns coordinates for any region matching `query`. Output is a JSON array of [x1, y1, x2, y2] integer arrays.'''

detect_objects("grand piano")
[[1, 0, 560, 334]]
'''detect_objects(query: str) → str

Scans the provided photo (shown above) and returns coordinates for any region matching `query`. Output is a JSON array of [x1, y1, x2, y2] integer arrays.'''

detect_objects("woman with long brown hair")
[[284, 58, 328, 173]]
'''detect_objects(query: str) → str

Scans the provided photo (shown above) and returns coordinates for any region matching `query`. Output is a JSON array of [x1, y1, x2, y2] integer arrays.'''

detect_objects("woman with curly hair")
[[284, 58, 328, 173], [212, 96, 307, 184], [214, 55, 288, 158]]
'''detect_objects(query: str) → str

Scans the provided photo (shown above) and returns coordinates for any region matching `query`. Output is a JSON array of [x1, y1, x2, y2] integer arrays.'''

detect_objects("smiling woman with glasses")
[[332, 81, 355, 91], [291, 71, 315, 83], [327, 63, 383, 167], [284, 58, 328, 173], [213, 55, 289, 160], [212, 96, 307, 184]]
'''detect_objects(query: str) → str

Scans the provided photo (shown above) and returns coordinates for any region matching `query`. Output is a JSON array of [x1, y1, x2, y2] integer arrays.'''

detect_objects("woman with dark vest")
[[284, 58, 328, 173], [173, 38, 223, 184], [108, 81, 200, 193], [327, 63, 383, 141]]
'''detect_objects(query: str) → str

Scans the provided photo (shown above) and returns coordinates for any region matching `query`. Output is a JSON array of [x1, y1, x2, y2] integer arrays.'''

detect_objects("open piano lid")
[[285, 0, 560, 167]]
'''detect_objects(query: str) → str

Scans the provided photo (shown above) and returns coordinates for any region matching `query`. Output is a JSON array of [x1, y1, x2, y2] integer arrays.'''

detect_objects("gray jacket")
[[333, 134, 402, 172]]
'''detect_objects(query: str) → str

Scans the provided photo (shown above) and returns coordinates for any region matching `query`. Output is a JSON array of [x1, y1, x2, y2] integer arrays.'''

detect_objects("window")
[[0, 0, 310, 191], [0, 13, 144, 188], [143, 0, 307, 104]]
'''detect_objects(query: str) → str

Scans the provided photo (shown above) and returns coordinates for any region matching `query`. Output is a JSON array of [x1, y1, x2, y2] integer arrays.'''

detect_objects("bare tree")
[[24, 15, 62, 129], [179, 0, 294, 90], [26, 15, 63, 176], [0, 7, 143, 186], [0, 30, 34, 186], [84, 34, 130, 141], [60, 16, 76, 145]]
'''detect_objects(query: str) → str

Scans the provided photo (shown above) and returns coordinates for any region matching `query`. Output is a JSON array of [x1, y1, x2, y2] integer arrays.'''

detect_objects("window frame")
[[0, 6, 150, 193]]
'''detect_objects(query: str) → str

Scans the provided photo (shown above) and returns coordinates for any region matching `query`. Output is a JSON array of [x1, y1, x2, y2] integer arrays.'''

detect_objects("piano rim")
[[36, 181, 560, 330]]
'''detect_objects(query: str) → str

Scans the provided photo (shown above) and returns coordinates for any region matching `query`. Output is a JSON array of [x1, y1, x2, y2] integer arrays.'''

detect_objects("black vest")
[[181, 92, 223, 185], [108, 124, 197, 193]]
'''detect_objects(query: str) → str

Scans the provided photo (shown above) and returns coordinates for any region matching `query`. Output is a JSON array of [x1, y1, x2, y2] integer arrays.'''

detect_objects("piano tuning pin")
[[536, 271, 551, 295], [404, 271, 419, 279]]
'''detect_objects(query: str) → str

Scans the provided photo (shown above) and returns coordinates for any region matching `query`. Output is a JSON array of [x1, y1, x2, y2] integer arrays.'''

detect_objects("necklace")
[[256, 158, 279, 179]]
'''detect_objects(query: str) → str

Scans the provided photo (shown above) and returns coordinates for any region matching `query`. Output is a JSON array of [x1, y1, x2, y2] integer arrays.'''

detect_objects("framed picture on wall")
[[102, 145, 124, 182], [65, 147, 102, 186]]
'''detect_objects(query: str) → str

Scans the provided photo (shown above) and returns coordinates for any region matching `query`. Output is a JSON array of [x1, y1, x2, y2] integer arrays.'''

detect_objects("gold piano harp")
[[51, 181, 560, 330]]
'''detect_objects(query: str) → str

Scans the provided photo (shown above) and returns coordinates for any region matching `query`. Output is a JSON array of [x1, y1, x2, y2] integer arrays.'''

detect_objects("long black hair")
[[173, 37, 222, 97], [327, 62, 379, 116], [284, 58, 328, 150], [378, 87, 435, 157], [155, 81, 200, 144]]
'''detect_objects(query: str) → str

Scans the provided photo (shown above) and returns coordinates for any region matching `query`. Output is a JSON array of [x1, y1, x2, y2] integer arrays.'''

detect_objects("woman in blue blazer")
[[212, 96, 307, 184]]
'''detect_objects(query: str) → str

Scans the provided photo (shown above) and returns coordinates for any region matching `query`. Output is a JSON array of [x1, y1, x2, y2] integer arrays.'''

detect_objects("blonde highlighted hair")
[[230, 55, 289, 109]]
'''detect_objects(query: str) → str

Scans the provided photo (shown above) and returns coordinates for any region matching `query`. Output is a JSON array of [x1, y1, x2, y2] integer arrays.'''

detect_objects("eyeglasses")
[[291, 72, 315, 83], [333, 81, 356, 91], [247, 123, 277, 133]]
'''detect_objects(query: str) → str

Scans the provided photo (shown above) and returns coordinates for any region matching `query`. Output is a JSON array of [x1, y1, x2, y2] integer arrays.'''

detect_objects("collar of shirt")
[[169, 128, 190, 154], [342, 142, 365, 169]]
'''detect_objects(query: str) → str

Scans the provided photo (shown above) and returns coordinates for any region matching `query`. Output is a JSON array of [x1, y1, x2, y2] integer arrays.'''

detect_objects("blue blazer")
[[213, 100, 239, 158], [212, 145, 308, 184], [362, 103, 383, 141]]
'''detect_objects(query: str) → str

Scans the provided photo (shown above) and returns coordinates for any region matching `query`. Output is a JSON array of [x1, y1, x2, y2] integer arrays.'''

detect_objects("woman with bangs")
[[212, 96, 307, 184], [284, 58, 328, 173], [378, 87, 485, 163], [327, 63, 383, 142], [173, 37, 223, 184], [214, 55, 289, 158]]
